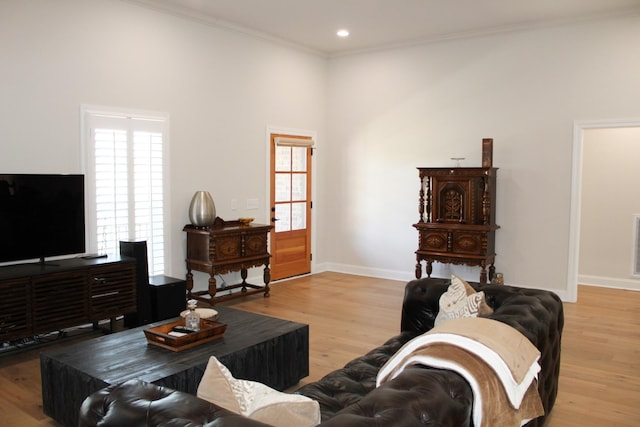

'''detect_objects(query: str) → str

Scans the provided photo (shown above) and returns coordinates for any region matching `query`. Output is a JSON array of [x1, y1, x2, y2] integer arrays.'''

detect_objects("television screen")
[[0, 174, 85, 263]]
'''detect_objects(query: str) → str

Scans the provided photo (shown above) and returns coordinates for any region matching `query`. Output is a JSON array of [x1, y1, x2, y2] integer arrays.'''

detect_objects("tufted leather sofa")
[[79, 277, 563, 427]]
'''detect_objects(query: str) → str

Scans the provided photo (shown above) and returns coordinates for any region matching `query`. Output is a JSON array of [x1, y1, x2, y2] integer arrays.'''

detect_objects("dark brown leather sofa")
[[79, 277, 564, 427]]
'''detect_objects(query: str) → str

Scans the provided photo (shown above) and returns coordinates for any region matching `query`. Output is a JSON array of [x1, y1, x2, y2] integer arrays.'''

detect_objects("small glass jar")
[[492, 272, 504, 285], [184, 299, 200, 331]]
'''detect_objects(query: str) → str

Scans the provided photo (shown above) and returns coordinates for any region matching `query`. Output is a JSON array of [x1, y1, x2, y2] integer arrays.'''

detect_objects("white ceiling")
[[129, 0, 640, 55]]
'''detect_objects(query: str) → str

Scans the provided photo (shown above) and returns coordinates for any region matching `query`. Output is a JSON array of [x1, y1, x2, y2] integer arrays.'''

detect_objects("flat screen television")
[[0, 174, 85, 264]]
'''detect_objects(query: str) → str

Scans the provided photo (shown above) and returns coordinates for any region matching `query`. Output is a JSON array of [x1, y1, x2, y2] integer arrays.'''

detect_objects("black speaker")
[[120, 240, 153, 327], [149, 275, 187, 321]]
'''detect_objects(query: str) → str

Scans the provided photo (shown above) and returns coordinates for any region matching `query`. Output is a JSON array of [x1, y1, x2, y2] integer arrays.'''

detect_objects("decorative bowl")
[[238, 217, 254, 226], [179, 308, 219, 320]]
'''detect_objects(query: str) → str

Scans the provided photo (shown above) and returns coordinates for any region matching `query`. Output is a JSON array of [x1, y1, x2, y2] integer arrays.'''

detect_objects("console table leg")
[[479, 263, 488, 284], [240, 268, 248, 292], [488, 263, 496, 283], [415, 259, 422, 279], [186, 269, 194, 299], [208, 275, 217, 299], [263, 265, 271, 297], [426, 260, 433, 278]]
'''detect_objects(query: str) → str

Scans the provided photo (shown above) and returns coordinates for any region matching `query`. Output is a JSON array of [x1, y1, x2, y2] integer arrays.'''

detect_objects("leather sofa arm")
[[400, 277, 451, 333], [78, 379, 271, 427], [319, 367, 472, 427], [400, 277, 564, 427]]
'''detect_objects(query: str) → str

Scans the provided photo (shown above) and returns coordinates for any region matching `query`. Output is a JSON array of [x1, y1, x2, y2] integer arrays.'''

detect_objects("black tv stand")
[[12, 255, 74, 268], [0, 255, 136, 343], [38, 260, 62, 267]]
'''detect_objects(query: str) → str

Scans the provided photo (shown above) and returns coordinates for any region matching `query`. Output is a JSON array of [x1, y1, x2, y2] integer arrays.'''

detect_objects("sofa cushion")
[[296, 331, 418, 421], [434, 275, 493, 326], [320, 367, 473, 427], [197, 356, 321, 427], [78, 379, 272, 427]]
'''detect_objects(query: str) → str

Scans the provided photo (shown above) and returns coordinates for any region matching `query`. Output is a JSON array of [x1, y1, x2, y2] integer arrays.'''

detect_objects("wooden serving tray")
[[144, 318, 227, 352]]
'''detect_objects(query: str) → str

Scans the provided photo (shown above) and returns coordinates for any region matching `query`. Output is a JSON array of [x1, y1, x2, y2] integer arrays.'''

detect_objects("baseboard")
[[320, 262, 575, 302], [578, 274, 640, 292], [320, 262, 414, 282]]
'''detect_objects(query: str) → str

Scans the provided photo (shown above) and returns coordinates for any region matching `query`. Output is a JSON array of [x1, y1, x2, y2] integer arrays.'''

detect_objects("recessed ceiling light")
[[337, 29, 350, 37]]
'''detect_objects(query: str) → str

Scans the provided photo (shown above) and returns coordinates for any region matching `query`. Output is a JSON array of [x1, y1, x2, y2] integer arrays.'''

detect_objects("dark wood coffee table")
[[40, 306, 309, 427]]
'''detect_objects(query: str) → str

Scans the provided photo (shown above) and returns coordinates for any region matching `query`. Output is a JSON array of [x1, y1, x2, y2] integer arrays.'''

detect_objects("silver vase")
[[188, 191, 216, 226]]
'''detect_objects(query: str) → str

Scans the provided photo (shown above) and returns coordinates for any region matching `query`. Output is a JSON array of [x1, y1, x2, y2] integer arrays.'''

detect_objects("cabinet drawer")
[[32, 271, 88, 334], [0, 278, 31, 341], [419, 229, 487, 255], [451, 231, 486, 255], [419, 230, 448, 252], [245, 232, 268, 256], [214, 236, 242, 260], [89, 264, 136, 320]]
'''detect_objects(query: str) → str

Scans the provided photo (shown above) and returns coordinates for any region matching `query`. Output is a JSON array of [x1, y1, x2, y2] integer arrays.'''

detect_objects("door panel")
[[272, 230, 309, 279], [270, 134, 312, 281]]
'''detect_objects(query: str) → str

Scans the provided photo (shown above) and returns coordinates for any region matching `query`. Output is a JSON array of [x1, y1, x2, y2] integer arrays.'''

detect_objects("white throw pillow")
[[197, 356, 321, 427], [434, 275, 493, 326]]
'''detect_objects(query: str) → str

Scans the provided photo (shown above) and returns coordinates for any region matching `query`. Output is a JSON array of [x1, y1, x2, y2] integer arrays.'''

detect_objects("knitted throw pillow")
[[197, 356, 320, 427], [434, 275, 493, 326]]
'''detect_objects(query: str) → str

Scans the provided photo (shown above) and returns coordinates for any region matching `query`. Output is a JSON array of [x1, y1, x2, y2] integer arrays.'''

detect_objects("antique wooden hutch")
[[413, 139, 499, 283]]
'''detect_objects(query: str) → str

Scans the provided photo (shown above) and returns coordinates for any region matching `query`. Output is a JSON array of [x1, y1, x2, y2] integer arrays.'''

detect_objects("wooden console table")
[[184, 218, 273, 304]]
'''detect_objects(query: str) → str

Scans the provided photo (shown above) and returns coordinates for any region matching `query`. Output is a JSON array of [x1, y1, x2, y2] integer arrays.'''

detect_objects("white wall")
[[0, 0, 326, 284], [579, 127, 640, 290], [323, 14, 640, 298], [2, 0, 639, 299]]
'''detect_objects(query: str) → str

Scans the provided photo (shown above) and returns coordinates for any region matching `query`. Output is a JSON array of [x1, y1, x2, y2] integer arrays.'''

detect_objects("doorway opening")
[[567, 119, 640, 301]]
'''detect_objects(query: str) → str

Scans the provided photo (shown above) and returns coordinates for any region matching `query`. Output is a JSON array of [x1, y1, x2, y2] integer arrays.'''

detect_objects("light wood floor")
[[0, 272, 638, 426]]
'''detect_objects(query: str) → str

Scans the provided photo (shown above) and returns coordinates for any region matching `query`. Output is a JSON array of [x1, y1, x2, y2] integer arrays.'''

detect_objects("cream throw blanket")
[[376, 317, 544, 427]]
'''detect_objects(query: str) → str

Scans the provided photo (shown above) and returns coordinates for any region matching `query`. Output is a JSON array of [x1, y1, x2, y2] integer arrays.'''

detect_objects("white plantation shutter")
[[133, 130, 165, 273], [83, 107, 169, 275]]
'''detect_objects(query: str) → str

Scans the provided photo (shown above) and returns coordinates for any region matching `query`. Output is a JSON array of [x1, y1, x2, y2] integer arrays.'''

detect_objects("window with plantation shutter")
[[82, 106, 169, 275]]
